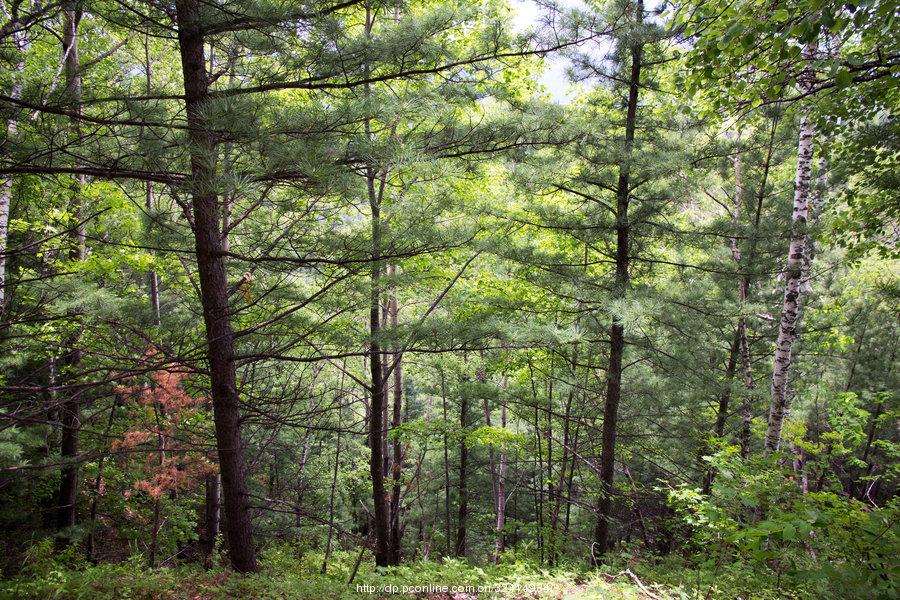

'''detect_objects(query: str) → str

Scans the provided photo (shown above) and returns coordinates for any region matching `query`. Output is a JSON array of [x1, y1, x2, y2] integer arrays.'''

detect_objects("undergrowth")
[[0, 541, 877, 599]]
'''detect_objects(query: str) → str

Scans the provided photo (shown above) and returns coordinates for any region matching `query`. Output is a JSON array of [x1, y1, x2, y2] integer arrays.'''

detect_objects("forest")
[[0, 0, 897, 598]]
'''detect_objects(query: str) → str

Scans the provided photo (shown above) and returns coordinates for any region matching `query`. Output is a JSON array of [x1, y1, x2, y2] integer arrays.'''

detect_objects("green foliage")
[[2, 547, 665, 599], [665, 449, 899, 600]]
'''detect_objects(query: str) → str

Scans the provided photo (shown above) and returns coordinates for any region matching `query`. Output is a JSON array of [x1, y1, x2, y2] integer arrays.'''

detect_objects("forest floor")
[[1, 547, 690, 599], [5, 543, 823, 599], [1, 569, 668, 600]]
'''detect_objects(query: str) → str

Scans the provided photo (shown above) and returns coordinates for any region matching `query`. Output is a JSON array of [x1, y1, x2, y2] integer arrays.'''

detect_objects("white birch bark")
[[765, 41, 818, 452]]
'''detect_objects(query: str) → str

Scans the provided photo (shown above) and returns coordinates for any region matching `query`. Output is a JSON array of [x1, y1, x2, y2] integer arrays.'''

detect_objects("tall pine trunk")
[[593, 0, 642, 562], [366, 169, 391, 567], [362, 1, 392, 567], [56, 3, 85, 547], [174, 0, 257, 572]]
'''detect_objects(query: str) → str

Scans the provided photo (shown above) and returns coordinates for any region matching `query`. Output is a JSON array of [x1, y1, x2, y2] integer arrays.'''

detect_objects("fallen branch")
[[602, 569, 662, 600]]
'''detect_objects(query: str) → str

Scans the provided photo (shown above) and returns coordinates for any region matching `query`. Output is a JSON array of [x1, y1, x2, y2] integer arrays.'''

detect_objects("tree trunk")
[[366, 171, 391, 568], [564, 424, 579, 535], [389, 277, 403, 564], [454, 388, 468, 558], [493, 380, 508, 562], [142, 36, 161, 327], [86, 399, 119, 561], [552, 362, 575, 543], [484, 395, 498, 515], [323, 370, 346, 572], [174, 0, 257, 572], [529, 367, 545, 563], [737, 319, 754, 457], [145, 39, 164, 565], [545, 364, 555, 565], [766, 41, 817, 453], [294, 429, 313, 531], [440, 368, 452, 556], [715, 131, 746, 467], [148, 399, 167, 567], [738, 115, 780, 457], [703, 329, 740, 494], [198, 473, 221, 566], [56, 3, 85, 548], [56, 344, 81, 545], [482, 366, 499, 563], [0, 29, 26, 314], [481, 361, 498, 537], [844, 316, 867, 393], [361, 1, 392, 566], [322, 402, 342, 573], [854, 399, 884, 500], [593, 0, 642, 562]]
